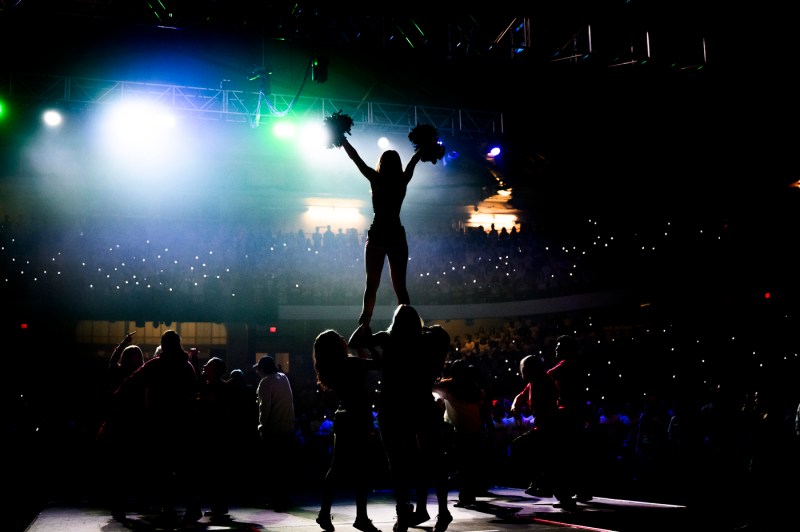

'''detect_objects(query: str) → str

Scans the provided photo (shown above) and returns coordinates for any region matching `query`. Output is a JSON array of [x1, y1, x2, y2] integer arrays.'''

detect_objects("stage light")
[[298, 121, 329, 152], [272, 120, 296, 139], [306, 204, 362, 226], [444, 149, 460, 164], [488, 146, 501, 157], [43, 109, 63, 127], [106, 101, 177, 138], [312, 56, 329, 83], [378, 137, 390, 150], [94, 100, 182, 177]]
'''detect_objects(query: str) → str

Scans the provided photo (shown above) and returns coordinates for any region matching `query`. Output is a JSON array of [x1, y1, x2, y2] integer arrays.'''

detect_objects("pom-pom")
[[324, 110, 354, 148], [408, 123, 445, 164], [420, 143, 446, 164], [408, 123, 439, 149]]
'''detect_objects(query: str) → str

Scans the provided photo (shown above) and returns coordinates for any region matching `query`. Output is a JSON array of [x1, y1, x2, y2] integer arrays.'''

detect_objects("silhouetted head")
[[313, 329, 348, 391], [422, 325, 450, 376], [160, 329, 186, 359], [228, 368, 245, 384], [253, 355, 278, 375], [425, 324, 451, 352], [424, 324, 451, 370], [377, 150, 402, 174], [388, 304, 423, 339], [555, 334, 578, 361], [520, 354, 546, 381], [449, 357, 471, 379], [119, 345, 144, 375], [203, 356, 227, 380]]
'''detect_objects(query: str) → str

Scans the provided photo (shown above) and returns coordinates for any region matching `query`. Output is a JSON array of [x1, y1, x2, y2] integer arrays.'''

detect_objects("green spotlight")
[[273, 120, 296, 139]]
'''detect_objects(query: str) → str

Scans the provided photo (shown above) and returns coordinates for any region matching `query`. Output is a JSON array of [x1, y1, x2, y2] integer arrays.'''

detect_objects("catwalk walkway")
[[21, 485, 772, 532]]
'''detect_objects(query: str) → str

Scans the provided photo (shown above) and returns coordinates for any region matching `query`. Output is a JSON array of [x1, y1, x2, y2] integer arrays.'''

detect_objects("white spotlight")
[[43, 110, 63, 127]]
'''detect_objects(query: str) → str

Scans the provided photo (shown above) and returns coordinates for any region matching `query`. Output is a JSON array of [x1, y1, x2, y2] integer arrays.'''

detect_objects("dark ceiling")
[[3, 1, 726, 71], [2, 1, 739, 141], [2, 1, 797, 231]]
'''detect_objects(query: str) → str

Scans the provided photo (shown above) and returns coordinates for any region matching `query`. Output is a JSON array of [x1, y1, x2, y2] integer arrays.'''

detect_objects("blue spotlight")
[[443, 149, 460, 165]]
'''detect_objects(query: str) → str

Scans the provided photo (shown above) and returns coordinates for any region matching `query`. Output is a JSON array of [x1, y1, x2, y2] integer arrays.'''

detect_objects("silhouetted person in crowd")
[[418, 324, 455, 532], [340, 137, 424, 326], [106, 331, 144, 393], [113, 329, 201, 524], [197, 356, 232, 520], [432, 358, 487, 508], [509, 354, 558, 498], [313, 328, 383, 532], [695, 380, 744, 511], [735, 386, 798, 530], [547, 334, 593, 509], [633, 392, 672, 495], [97, 331, 145, 521], [348, 304, 437, 532], [254, 355, 296, 511], [226, 368, 259, 504], [188, 346, 203, 379], [323, 224, 336, 249], [312, 226, 323, 249]]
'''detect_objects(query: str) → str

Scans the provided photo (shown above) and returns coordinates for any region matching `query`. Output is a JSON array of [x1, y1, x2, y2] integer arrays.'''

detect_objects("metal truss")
[[0, 73, 503, 136]]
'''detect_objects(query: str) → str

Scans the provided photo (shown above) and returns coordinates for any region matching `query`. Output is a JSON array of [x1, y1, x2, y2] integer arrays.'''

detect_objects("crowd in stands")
[[2, 212, 798, 525], [1, 212, 737, 318]]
